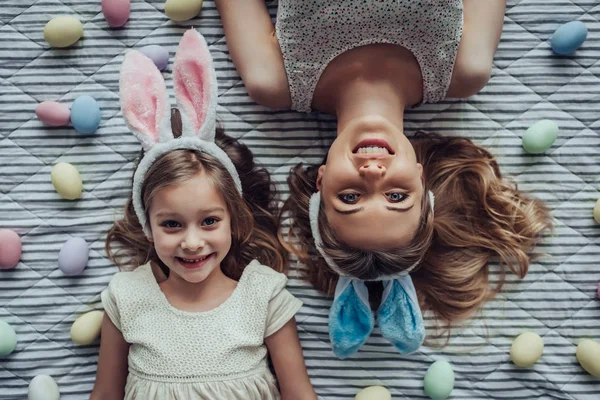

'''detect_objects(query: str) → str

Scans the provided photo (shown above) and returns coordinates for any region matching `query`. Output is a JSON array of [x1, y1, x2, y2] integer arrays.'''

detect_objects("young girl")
[[216, 1, 553, 358], [91, 30, 317, 400]]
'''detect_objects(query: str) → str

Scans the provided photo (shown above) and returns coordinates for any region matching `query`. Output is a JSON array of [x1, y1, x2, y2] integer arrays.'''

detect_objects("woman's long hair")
[[280, 132, 552, 328]]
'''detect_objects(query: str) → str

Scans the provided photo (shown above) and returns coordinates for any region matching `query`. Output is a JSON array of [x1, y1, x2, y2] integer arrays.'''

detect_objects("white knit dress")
[[101, 260, 303, 400]]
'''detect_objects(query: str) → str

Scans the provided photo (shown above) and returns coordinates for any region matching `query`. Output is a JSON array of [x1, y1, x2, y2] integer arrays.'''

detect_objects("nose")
[[181, 228, 206, 251], [359, 162, 386, 179]]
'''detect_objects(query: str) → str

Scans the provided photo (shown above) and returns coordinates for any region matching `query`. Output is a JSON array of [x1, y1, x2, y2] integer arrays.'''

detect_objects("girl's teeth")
[[181, 255, 208, 262], [357, 146, 388, 154]]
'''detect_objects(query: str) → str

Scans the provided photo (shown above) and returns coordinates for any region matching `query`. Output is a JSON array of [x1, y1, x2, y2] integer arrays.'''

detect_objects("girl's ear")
[[173, 29, 218, 142], [120, 50, 172, 150]]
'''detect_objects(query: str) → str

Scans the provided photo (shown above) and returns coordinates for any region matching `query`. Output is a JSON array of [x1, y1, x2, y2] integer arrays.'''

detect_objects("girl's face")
[[147, 171, 232, 284], [317, 116, 424, 250]]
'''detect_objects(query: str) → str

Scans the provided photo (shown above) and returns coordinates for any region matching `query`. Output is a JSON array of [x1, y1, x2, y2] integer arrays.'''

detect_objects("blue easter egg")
[[550, 21, 587, 55], [140, 45, 170, 71], [70, 95, 101, 134]]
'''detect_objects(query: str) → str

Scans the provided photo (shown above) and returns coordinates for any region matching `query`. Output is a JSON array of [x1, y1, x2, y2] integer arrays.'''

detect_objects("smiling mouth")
[[176, 254, 213, 269], [352, 139, 395, 155]]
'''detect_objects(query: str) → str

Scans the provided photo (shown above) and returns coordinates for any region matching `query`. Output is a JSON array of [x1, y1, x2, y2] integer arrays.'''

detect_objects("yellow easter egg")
[[164, 0, 203, 22], [510, 332, 544, 368], [354, 386, 391, 400], [44, 16, 83, 48], [576, 339, 600, 378], [71, 311, 104, 345], [593, 199, 600, 224], [51, 162, 83, 200]]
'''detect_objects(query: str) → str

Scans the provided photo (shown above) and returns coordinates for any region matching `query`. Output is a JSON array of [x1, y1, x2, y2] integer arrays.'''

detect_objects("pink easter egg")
[[0, 229, 21, 270], [35, 101, 70, 127], [102, 0, 131, 27]]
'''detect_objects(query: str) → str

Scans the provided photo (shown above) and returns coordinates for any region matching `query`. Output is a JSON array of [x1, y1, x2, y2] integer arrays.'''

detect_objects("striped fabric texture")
[[0, 0, 599, 399]]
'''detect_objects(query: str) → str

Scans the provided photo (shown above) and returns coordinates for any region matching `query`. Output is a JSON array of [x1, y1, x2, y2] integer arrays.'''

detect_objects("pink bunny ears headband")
[[119, 30, 242, 237]]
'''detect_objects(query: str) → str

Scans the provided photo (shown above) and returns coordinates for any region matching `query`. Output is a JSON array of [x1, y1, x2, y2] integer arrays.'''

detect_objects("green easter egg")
[[522, 119, 559, 154], [0, 320, 17, 357], [424, 360, 454, 400]]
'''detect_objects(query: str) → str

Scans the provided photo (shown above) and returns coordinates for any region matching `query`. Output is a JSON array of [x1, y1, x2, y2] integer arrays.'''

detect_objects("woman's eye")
[[338, 193, 360, 204], [161, 220, 181, 229], [386, 192, 408, 203], [202, 217, 219, 226]]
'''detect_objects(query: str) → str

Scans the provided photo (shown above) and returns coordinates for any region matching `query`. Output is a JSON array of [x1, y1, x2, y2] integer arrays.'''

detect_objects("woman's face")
[[317, 116, 424, 250]]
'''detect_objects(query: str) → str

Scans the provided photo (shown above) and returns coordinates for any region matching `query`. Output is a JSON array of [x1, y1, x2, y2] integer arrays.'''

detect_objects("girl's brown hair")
[[106, 109, 287, 280], [280, 132, 552, 330]]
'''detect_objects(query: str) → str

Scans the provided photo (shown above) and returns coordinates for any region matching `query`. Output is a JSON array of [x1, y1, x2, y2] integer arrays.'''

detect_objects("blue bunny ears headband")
[[309, 190, 434, 359], [119, 30, 242, 238]]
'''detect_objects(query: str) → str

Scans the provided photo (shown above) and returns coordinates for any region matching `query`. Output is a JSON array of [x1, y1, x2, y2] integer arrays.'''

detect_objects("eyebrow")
[[333, 204, 414, 215], [155, 207, 225, 218]]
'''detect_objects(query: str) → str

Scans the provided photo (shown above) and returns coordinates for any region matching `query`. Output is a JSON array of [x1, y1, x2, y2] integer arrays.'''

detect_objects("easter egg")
[[51, 162, 83, 200], [577, 339, 600, 378], [510, 332, 544, 367], [165, 0, 203, 22], [522, 119, 558, 154], [597, 282, 600, 299], [28, 375, 60, 400], [0, 320, 17, 357], [102, 0, 131, 27], [71, 310, 104, 345], [0, 229, 21, 270], [35, 101, 70, 127], [70, 95, 101, 134], [58, 237, 89, 276], [43, 16, 83, 48], [593, 199, 600, 224], [140, 45, 170, 71], [354, 386, 391, 400], [551, 21, 588, 55], [423, 360, 454, 400]]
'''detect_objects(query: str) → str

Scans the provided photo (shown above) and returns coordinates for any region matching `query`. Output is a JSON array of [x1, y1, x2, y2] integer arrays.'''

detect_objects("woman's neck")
[[335, 80, 407, 138]]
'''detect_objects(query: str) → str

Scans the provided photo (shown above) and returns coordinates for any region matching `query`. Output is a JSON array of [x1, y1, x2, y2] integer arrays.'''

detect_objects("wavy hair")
[[280, 132, 552, 327]]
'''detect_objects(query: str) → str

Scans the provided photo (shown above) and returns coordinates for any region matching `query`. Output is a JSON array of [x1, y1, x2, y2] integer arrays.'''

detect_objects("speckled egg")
[[0, 320, 17, 357], [140, 45, 170, 71], [576, 339, 600, 378], [44, 16, 83, 48], [70, 95, 101, 134], [551, 21, 588, 55], [59, 237, 89, 276], [511, 332, 544, 367], [51, 162, 83, 200], [354, 386, 391, 400], [35, 101, 70, 127], [102, 0, 131, 27], [424, 360, 454, 400], [165, 0, 203, 21], [28, 375, 60, 400], [0, 229, 21, 270], [522, 119, 559, 154], [593, 199, 600, 224], [71, 310, 104, 345]]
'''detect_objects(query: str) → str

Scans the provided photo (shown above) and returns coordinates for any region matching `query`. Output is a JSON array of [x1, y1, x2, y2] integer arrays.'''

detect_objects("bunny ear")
[[120, 50, 172, 150], [173, 29, 218, 141]]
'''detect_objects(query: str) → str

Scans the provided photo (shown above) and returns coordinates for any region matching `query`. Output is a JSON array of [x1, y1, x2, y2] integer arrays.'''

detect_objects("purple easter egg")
[[58, 237, 89, 276], [140, 45, 170, 71], [597, 282, 600, 299]]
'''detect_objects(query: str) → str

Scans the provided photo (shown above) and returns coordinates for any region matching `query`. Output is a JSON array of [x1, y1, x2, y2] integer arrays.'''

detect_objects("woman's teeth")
[[357, 146, 389, 154]]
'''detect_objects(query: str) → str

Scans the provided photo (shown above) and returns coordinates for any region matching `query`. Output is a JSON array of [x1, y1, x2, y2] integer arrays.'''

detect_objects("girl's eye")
[[202, 217, 219, 226], [161, 220, 181, 229], [386, 192, 409, 203], [338, 193, 360, 204]]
